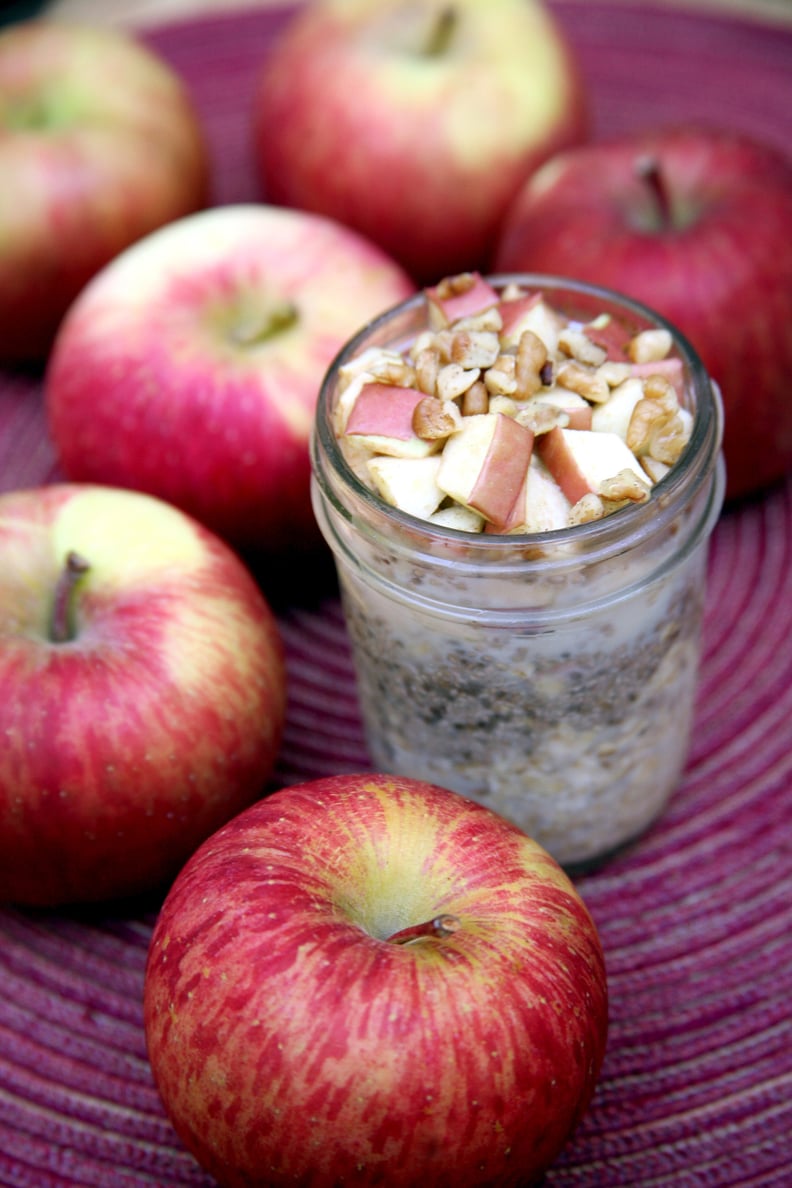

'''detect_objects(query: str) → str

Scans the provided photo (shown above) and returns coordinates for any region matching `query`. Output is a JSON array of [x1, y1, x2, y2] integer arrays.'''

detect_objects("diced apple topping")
[[367, 455, 444, 520], [344, 382, 439, 458], [334, 275, 694, 532], [425, 272, 499, 330], [437, 413, 534, 530]]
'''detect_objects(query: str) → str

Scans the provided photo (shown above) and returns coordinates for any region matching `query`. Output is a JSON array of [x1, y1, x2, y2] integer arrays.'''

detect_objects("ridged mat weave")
[[0, 3, 790, 1184]]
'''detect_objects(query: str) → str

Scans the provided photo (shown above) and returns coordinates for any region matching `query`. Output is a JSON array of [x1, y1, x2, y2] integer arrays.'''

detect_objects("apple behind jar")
[[44, 204, 415, 557], [494, 125, 792, 499], [0, 19, 210, 363], [253, 0, 589, 282]]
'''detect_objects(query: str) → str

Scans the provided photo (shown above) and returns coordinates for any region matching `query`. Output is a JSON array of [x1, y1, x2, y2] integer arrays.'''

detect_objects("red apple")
[[495, 125, 792, 499], [253, 0, 589, 283], [0, 19, 209, 363], [144, 773, 608, 1188], [0, 483, 287, 907], [45, 204, 414, 555]]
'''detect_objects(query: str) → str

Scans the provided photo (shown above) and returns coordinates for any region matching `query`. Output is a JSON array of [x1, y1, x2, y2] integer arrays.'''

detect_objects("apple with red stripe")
[[45, 204, 414, 556], [144, 773, 608, 1188], [253, 0, 588, 283], [495, 125, 792, 499], [0, 19, 209, 363], [0, 484, 286, 906]]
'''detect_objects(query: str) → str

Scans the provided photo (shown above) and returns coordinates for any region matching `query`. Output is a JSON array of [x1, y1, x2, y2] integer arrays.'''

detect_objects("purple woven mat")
[[1, 3, 791, 1185]]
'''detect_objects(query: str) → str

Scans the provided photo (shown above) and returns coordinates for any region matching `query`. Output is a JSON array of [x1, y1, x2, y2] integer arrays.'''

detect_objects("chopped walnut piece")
[[649, 415, 688, 465], [642, 373, 679, 413], [516, 403, 567, 435], [451, 329, 500, 370], [437, 362, 480, 401], [598, 361, 632, 388], [556, 362, 610, 404], [627, 397, 670, 456], [367, 354, 416, 387], [599, 468, 651, 503], [558, 327, 608, 368], [461, 380, 489, 416], [338, 347, 401, 385], [569, 493, 606, 525], [627, 328, 673, 364], [515, 330, 548, 398], [431, 329, 455, 363], [414, 347, 441, 396], [412, 396, 461, 441], [488, 395, 520, 418], [409, 329, 436, 358], [484, 353, 517, 396], [453, 307, 503, 334], [435, 272, 477, 299]]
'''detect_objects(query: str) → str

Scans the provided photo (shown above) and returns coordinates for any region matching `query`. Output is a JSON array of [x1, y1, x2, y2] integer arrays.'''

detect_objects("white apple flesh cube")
[[535, 391, 593, 431], [367, 455, 444, 520], [437, 412, 534, 529], [538, 427, 647, 505], [491, 455, 572, 535], [590, 378, 645, 439], [524, 456, 573, 532], [630, 357, 685, 398], [428, 504, 486, 533], [499, 294, 564, 352], [344, 382, 438, 458]]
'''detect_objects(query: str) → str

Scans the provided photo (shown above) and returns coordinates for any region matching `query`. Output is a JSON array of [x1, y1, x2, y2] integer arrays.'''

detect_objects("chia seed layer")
[[339, 554, 706, 868]]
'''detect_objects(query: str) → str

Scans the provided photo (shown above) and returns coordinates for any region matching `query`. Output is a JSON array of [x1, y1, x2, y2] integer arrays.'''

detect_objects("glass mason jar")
[[310, 276, 725, 871]]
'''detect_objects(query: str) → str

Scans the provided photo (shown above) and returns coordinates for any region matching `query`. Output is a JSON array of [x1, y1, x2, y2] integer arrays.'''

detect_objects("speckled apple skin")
[[45, 205, 414, 554], [0, 484, 287, 906], [144, 773, 608, 1188]]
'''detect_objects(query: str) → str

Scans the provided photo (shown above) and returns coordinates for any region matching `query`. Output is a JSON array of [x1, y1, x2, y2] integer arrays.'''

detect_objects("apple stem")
[[386, 914, 462, 945], [635, 154, 672, 231], [229, 302, 298, 348], [51, 551, 90, 644], [424, 6, 457, 56]]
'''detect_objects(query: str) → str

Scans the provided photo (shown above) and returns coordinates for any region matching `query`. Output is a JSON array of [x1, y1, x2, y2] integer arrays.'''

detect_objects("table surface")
[[1, 2, 791, 1187]]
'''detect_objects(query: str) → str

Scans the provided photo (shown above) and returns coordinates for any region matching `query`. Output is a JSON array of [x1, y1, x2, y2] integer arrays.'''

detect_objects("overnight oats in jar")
[[310, 273, 725, 870]]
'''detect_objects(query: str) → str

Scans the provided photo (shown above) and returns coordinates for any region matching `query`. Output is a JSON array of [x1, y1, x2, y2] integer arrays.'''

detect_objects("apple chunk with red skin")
[[495, 125, 792, 498], [438, 412, 535, 528], [537, 427, 648, 506], [252, 0, 589, 282], [0, 19, 209, 363], [45, 204, 414, 556], [0, 484, 286, 907], [143, 773, 608, 1188]]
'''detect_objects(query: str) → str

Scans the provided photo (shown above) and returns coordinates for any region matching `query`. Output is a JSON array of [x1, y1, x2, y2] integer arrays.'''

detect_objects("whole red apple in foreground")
[[144, 773, 608, 1188], [254, 0, 588, 283], [45, 204, 414, 555], [0, 484, 286, 906], [0, 19, 209, 363], [495, 125, 792, 499]]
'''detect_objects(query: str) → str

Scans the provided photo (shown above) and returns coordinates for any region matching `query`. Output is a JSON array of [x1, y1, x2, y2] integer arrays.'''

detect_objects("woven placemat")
[[1, 3, 791, 1185]]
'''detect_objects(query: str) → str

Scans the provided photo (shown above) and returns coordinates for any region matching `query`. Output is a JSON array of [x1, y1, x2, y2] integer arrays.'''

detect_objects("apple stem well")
[[634, 155, 674, 232], [228, 301, 298, 348], [424, 6, 457, 56], [51, 551, 90, 643], [386, 914, 462, 945]]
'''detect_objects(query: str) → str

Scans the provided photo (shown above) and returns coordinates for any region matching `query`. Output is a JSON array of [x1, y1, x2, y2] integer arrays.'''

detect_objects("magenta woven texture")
[[1, 3, 790, 1185]]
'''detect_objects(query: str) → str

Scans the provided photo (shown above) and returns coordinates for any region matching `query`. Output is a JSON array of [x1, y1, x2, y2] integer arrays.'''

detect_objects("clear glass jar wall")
[[311, 276, 725, 870]]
